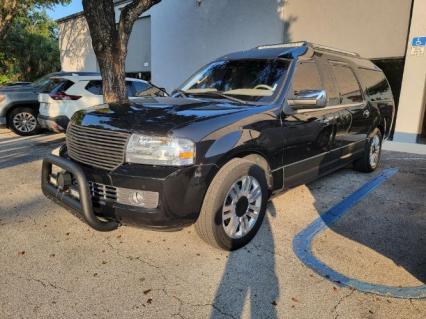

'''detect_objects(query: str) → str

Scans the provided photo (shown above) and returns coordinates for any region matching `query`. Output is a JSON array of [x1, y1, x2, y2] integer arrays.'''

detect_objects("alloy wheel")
[[369, 134, 381, 168], [222, 175, 262, 239], [13, 112, 37, 133]]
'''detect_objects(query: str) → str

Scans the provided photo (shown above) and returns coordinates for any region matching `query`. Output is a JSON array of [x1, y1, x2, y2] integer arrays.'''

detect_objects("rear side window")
[[126, 81, 136, 97], [357, 68, 393, 101], [132, 81, 151, 96], [292, 61, 323, 94], [85, 81, 137, 97], [330, 63, 363, 104], [85, 80, 103, 95], [41, 79, 74, 94]]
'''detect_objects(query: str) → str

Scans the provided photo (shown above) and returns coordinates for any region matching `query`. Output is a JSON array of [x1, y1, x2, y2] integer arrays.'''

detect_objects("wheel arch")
[[214, 150, 273, 191], [5, 101, 40, 121]]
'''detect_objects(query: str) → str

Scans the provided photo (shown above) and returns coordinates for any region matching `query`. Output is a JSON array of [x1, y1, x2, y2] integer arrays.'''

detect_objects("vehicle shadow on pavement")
[[306, 159, 426, 288], [0, 133, 64, 170], [211, 204, 279, 319]]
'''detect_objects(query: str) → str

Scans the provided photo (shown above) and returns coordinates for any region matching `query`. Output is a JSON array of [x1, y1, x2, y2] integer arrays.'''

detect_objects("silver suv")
[[0, 72, 98, 136]]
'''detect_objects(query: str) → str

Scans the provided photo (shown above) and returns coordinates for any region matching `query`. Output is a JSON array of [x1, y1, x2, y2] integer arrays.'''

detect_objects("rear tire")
[[8, 107, 40, 136], [353, 128, 382, 173], [195, 158, 269, 251]]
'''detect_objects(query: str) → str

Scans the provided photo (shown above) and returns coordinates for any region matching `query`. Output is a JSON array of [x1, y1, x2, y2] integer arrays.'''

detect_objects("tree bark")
[[82, 0, 161, 105]]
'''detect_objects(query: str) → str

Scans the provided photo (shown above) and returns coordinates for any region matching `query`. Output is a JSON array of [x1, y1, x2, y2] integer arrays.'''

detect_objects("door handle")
[[363, 109, 370, 118]]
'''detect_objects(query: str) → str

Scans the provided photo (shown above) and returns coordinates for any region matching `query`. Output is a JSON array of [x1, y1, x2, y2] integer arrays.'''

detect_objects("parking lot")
[[0, 127, 425, 319]]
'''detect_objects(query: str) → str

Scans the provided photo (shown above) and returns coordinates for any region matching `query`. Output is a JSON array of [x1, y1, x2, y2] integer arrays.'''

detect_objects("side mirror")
[[287, 89, 327, 109]]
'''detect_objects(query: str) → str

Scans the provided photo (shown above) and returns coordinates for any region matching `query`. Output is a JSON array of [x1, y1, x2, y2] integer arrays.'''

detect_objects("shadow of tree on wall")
[[60, 15, 96, 72], [277, 0, 298, 43]]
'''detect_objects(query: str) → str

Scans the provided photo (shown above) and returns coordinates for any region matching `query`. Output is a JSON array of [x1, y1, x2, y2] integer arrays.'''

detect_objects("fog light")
[[130, 191, 145, 206], [57, 171, 72, 190], [117, 188, 159, 209]]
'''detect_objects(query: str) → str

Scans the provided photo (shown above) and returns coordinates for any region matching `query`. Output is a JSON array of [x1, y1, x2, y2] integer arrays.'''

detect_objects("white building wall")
[[148, 0, 284, 92], [279, 0, 412, 59], [147, 0, 412, 92], [59, 0, 413, 91], [59, 15, 98, 72]]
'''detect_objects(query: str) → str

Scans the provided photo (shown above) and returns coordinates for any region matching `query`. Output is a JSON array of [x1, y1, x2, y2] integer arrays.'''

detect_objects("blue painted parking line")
[[293, 168, 426, 299]]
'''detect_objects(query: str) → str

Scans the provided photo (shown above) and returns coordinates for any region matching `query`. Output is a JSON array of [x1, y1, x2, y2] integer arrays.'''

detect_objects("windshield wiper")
[[187, 91, 247, 105]]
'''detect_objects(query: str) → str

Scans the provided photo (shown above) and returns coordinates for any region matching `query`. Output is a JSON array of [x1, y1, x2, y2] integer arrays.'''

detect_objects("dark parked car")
[[0, 72, 99, 136], [42, 42, 395, 250]]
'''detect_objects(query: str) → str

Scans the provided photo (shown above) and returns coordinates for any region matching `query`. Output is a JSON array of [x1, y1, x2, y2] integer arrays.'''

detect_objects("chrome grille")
[[88, 181, 117, 203], [66, 123, 129, 170]]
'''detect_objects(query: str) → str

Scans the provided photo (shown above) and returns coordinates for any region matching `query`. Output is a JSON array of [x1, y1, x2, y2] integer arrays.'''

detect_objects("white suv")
[[38, 74, 166, 132]]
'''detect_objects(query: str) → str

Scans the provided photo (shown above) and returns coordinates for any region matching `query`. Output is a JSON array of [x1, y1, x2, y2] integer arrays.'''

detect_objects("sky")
[[46, 0, 83, 20]]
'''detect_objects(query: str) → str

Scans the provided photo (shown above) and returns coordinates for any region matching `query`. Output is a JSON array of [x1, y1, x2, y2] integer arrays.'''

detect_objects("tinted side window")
[[132, 81, 150, 96], [330, 63, 363, 104], [126, 81, 136, 97], [41, 79, 74, 94], [292, 61, 322, 94], [86, 81, 137, 97], [85, 80, 103, 95], [357, 68, 393, 101]]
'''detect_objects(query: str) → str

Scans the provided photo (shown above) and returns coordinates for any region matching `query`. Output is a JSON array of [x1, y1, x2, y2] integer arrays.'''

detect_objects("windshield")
[[180, 59, 290, 103]]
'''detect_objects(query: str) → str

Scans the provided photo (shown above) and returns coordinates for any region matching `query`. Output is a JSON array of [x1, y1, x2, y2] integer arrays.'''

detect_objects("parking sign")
[[411, 36, 426, 56]]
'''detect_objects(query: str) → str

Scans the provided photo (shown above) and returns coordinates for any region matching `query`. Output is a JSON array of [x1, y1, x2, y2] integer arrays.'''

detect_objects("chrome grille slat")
[[67, 146, 124, 160], [70, 124, 129, 135], [68, 150, 123, 165], [67, 131, 128, 144], [67, 123, 129, 170], [69, 130, 128, 141], [67, 133, 127, 147]]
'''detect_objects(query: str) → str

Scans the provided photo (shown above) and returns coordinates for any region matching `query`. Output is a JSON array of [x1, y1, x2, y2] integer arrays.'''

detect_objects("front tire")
[[195, 158, 269, 250], [353, 128, 382, 173], [8, 107, 41, 136]]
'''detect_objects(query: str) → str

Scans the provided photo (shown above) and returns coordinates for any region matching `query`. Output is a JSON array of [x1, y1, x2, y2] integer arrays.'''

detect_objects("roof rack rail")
[[257, 42, 307, 50], [311, 43, 360, 57]]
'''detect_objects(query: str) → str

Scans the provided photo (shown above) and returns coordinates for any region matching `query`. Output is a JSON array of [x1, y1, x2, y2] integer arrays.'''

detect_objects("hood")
[[0, 85, 38, 94], [73, 96, 263, 138]]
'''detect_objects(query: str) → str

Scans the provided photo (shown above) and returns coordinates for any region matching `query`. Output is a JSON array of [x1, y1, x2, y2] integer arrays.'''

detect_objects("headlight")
[[0, 95, 5, 103], [126, 134, 195, 166]]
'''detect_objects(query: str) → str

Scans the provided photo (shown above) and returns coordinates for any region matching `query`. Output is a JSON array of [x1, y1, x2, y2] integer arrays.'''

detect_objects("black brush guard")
[[41, 154, 119, 232]]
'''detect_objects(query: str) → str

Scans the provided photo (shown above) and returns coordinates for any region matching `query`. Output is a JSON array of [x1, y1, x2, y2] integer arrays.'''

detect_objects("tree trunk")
[[96, 37, 129, 104], [82, 0, 161, 105]]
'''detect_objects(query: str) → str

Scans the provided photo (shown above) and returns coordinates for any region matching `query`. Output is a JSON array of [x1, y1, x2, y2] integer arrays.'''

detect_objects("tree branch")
[[118, 0, 161, 50]]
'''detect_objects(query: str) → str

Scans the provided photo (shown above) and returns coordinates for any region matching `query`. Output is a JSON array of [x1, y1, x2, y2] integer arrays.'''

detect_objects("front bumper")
[[38, 115, 69, 132], [0, 116, 6, 127], [42, 154, 218, 230]]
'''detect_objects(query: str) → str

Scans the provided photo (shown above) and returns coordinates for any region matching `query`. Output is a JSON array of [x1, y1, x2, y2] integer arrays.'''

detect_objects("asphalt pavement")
[[0, 128, 425, 319]]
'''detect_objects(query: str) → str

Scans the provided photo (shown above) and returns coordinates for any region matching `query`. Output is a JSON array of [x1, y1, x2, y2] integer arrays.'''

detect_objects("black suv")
[[42, 42, 395, 250]]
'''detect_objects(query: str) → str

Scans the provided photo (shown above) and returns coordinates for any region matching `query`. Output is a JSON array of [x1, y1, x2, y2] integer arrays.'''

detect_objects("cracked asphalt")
[[0, 128, 425, 319]]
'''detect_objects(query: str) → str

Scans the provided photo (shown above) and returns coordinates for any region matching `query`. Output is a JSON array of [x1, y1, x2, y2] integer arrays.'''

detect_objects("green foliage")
[[0, 10, 61, 84], [0, 0, 70, 39]]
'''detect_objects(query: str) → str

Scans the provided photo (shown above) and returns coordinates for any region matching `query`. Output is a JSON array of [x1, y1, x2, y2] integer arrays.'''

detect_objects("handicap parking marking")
[[293, 168, 426, 299]]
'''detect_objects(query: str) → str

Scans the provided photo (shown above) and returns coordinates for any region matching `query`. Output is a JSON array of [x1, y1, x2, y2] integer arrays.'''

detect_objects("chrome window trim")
[[293, 102, 366, 114]]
